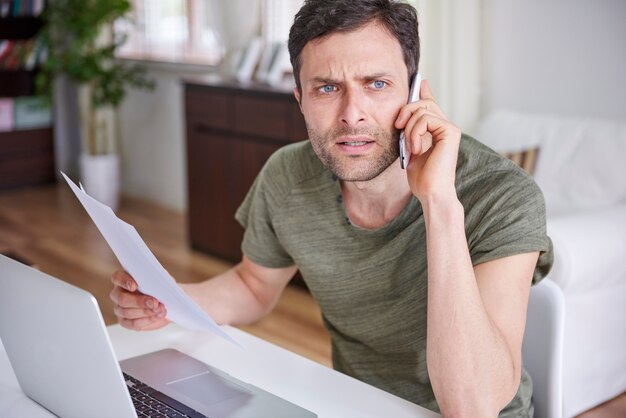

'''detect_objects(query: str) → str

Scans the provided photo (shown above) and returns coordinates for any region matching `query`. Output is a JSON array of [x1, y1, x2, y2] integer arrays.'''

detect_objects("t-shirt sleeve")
[[463, 169, 554, 284], [234, 154, 296, 268]]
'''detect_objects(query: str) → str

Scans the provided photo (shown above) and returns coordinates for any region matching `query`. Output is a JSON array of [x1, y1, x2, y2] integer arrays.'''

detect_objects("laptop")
[[0, 255, 317, 418]]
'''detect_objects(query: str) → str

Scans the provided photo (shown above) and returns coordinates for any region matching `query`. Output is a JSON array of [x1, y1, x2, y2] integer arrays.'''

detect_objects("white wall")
[[117, 67, 211, 212], [416, 0, 482, 134], [481, 0, 626, 122]]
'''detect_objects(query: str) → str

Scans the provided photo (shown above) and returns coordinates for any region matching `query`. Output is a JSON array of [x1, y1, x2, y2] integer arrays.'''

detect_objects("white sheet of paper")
[[61, 172, 239, 346]]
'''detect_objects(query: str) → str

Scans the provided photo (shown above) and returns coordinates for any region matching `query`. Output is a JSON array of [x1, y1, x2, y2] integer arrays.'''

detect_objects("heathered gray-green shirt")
[[235, 134, 553, 417]]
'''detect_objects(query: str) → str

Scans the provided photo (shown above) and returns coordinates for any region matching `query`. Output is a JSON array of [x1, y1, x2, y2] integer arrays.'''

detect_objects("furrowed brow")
[[307, 72, 396, 87], [362, 72, 394, 81], [309, 77, 340, 85]]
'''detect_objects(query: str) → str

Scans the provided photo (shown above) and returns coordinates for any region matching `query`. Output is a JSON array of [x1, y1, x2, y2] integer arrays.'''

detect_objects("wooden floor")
[[0, 183, 332, 367], [0, 183, 623, 417]]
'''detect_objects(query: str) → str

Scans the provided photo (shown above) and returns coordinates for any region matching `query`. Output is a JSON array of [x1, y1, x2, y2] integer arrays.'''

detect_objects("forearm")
[[423, 195, 519, 417], [180, 262, 293, 326]]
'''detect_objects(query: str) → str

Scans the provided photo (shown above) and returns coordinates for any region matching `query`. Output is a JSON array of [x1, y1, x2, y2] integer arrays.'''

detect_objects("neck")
[[341, 159, 413, 229]]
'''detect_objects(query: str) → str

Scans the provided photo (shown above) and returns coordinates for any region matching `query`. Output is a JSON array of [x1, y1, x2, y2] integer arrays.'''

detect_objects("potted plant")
[[36, 0, 154, 211]]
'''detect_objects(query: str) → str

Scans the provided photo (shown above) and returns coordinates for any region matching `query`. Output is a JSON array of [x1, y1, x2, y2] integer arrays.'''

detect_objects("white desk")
[[0, 324, 440, 418]]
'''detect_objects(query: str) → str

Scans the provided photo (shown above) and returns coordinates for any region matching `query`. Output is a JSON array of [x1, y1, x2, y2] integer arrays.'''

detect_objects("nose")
[[339, 87, 366, 128]]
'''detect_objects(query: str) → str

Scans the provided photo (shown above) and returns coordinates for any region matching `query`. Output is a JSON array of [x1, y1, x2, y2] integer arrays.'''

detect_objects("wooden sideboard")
[[184, 77, 308, 262], [0, 127, 55, 190]]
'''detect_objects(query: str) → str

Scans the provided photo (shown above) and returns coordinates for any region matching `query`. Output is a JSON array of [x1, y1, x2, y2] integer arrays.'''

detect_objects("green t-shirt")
[[235, 134, 553, 417]]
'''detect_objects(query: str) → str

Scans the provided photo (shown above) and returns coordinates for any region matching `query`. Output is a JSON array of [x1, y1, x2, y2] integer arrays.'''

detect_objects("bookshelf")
[[0, 1, 55, 191], [0, 16, 44, 39]]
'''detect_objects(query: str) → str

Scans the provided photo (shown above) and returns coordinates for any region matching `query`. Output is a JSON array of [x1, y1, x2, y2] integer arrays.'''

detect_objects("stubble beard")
[[307, 125, 401, 182]]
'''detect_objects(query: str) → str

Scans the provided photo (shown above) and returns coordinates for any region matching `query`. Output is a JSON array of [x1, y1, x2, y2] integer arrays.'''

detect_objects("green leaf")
[[36, 0, 154, 108]]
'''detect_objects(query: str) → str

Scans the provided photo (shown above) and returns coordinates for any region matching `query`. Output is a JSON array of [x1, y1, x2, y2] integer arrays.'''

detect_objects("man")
[[110, 1, 553, 416]]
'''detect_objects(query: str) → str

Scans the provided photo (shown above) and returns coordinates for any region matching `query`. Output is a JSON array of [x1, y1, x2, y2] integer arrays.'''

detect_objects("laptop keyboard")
[[124, 372, 209, 418]]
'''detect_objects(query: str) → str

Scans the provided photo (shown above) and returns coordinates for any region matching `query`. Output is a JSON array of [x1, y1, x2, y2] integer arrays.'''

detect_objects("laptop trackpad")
[[167, 370, 250, 405]]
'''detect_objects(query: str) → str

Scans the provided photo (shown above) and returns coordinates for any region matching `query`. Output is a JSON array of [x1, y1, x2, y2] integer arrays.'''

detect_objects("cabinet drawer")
[[0, 128, 53, 156], [0, 153, 55, 189], [185, 79, 309, 263], [185, 89, 234, 130], [234, 95, 292, 142], [289, 105, 308, 141]]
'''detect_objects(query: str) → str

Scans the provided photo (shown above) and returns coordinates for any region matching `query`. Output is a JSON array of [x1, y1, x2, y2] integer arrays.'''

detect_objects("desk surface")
[[0, 324, 440, 418]]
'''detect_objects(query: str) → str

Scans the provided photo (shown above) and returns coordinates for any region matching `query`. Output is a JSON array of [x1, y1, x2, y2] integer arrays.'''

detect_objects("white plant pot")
[[79, 153, 121, 211]]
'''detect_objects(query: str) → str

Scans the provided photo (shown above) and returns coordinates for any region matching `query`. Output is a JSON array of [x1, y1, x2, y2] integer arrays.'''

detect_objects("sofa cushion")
[[547, 204, 626, 293], [502, 147, 539, 175], [476, 110, 626, 217]]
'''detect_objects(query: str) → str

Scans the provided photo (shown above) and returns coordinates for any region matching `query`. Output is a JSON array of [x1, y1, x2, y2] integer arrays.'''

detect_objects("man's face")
[[294, 22, 410, 182]]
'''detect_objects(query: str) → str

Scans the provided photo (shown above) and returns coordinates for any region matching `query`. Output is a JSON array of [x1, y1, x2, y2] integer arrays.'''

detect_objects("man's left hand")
[[394, 80, 462, 203]]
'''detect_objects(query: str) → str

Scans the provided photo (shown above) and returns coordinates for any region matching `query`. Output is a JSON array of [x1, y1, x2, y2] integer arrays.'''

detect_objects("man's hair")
[[288, 0, 420, 93]]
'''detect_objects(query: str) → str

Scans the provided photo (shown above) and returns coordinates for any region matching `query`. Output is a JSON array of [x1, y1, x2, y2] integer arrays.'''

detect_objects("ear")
[[293, 87, 303, 113]]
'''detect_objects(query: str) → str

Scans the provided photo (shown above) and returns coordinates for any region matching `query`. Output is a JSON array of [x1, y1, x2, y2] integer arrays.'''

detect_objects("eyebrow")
[[309, 77, 339, 86], [308, 72, 396, 86]]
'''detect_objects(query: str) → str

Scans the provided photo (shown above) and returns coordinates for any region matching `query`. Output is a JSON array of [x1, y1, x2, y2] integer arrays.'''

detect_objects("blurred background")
[[46, 0, 625, 212], [0, 1, 624, 417]]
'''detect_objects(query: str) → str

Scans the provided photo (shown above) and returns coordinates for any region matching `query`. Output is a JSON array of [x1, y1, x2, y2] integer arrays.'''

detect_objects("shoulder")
[[457, 133, 546, 225], [458, 135, 552, 272], [264, 140, 321, 175], [457, 133, 520, 176], [457, 133, 541, 194], [256, 140, 328, 200]]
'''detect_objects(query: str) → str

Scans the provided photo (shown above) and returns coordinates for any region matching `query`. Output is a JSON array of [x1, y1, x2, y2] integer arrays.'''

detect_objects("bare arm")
[[110, 255, 297, 330], [423, 194, 537, 417], [180, 256, 298, 326], [397, 79, 538, 416]]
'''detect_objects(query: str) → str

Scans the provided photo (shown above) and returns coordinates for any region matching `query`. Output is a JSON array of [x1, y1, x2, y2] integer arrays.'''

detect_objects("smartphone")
[[399, 72, 422, 169]]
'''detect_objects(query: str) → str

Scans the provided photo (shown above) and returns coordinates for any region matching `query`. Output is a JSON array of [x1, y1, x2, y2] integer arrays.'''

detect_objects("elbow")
[[436, 376, 520, 418], [233, 263, 280, 318], [438, 398, 500, 418]]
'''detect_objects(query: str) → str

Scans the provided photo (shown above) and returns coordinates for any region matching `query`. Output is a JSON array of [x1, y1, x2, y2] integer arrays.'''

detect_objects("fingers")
[[111, 269, 137, 292], [395, 80, 448, 130], [419, 78, 435, 101], [110, 270, 168, 331], [118, 316, 170, 331], [114, 304, 168, 331], [113, 305, 166, 321], [394, 99, 447, 137], [110, 283, 161, 310], [404, 106, 439, 155]]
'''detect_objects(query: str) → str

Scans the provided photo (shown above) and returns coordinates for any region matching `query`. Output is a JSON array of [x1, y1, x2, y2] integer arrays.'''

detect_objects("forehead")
[[299, 22, 408, 80]]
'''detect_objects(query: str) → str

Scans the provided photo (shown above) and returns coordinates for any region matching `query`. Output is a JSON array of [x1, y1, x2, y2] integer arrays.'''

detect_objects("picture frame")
[[265, 43, 290, 87], [235, 37, 263, 84], [255, 42, 280, 83]]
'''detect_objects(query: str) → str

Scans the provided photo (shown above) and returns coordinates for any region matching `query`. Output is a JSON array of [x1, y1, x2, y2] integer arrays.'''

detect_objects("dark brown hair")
[[288, 0, 420, 93]]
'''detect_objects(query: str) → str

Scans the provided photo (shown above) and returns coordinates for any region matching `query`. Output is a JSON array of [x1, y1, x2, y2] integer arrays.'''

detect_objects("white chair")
[[522, 278, 565, 418], [479, 110, 626, 416]]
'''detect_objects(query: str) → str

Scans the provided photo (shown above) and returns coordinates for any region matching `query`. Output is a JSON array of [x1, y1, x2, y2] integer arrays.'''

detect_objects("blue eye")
[[319, 85, 336, 93], [370, 80, 386, 89]]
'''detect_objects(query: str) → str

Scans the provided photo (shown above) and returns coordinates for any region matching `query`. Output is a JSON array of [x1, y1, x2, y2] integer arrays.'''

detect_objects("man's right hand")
[[110, 270, 170, 331]]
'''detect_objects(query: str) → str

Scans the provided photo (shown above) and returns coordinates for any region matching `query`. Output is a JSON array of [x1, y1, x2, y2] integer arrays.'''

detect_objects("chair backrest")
[[477, 109, 626, 218], [522, 278, 565, 418]]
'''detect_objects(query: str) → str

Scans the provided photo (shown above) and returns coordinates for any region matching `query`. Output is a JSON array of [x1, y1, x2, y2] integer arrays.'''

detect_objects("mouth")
[[336, 135, 375, 146], [335, 137, 375, 155], [339, 140, 372, 147]]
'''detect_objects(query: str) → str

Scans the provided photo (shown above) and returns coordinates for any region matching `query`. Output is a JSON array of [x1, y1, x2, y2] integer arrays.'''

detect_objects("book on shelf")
[[14, 96, 51, 129], [0, 38, 46, 70], [0, 98, 14, 132], [0, 0, 45, 17], [0, 96, 51, 131]]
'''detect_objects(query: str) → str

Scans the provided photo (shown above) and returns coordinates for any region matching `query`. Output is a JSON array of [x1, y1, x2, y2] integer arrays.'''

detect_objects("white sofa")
[[476, 110, 626, 418]]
